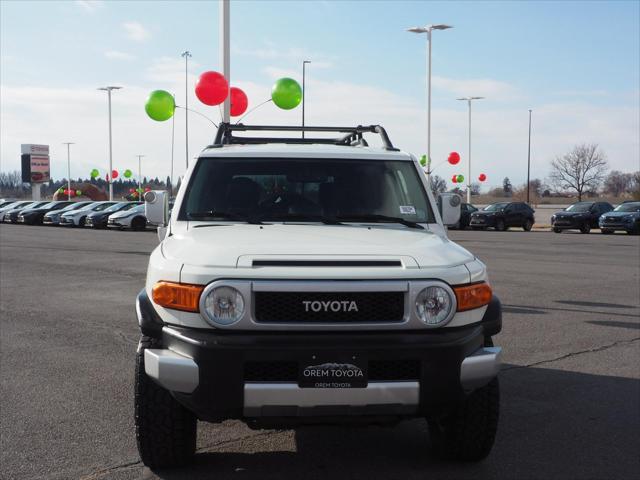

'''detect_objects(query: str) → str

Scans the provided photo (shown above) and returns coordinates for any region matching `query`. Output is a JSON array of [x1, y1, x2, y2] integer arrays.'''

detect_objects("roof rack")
[[210, 123, 399, 151]]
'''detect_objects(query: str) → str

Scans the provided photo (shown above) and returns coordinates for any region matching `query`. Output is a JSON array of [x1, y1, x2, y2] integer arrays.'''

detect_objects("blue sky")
[[1, 0, 638, 189]]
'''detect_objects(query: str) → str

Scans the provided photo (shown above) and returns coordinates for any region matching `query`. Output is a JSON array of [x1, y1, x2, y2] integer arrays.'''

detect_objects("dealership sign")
[[21, 144, 50, 183]]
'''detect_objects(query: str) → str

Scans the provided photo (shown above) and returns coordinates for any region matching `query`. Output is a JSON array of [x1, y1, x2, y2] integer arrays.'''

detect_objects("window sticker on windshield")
[[399, 205, 416, 215]]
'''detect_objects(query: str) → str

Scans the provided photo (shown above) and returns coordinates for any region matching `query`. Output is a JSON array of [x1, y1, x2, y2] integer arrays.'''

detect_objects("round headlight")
[[203, 286, 245, 326], [415, 286, 454, 326]]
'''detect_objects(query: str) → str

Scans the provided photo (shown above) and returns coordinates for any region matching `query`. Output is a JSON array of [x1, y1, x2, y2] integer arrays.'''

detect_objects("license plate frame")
[[298, 354, 368, 389]]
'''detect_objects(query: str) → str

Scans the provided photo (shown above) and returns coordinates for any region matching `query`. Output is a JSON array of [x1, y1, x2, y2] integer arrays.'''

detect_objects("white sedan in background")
[[107, 204, 148, 230], [60, 201, 118, 227]]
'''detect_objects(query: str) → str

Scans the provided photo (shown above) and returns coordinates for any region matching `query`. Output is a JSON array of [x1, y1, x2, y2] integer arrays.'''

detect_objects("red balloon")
[[451, 174, 458, 183], [229, 87, 248, 117], [69, 190, 75, 196], [448, 152, 461, 165], [112, 170, 119, 179], [129, 188, 135, 193], [195, 71, 229, 106], [63, 189, 69, 195], [144, 186, 151, 192], [479, 173, 487, 182]]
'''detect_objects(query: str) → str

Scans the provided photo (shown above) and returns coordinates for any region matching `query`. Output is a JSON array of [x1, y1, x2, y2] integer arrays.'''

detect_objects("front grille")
[[244, 360, 420, 382], [254, 291, 405, 323]]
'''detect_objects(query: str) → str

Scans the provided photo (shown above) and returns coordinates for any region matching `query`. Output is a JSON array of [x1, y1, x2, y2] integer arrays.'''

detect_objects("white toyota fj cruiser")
[[136, 124, 502, 468]]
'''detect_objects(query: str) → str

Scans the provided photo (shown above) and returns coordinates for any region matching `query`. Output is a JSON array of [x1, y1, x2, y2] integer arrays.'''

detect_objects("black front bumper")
[[469, 215, 496, 227], [137, 290, 502, 423]]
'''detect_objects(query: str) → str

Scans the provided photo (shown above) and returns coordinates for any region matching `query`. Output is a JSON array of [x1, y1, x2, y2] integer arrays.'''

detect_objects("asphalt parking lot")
[[1, 224, 638, 480]]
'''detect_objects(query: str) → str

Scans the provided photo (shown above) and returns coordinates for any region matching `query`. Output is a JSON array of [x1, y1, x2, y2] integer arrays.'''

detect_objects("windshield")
[[122, 205, 144, 214], [613, 202, 640, 212], [483, 203, 508, 212], [565, 202, 592, 212], [60, 202, 92, 212], [180, 158, 434, 224], [0, 201, 15, 208], [26, 202, 48, 209], [91, 202, 117, 212], [103, 202, 134, 213]]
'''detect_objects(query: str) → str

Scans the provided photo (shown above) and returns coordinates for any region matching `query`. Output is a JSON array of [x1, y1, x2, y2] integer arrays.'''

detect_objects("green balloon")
[[457, 174, 465, 183], [271, 77, 302, 110], [90, 168, 99, 178], [58, 187, 64, 194], [76, 190, 82, 196], [145, 90, 175, 122], [124, 169, 132, 178], [419, 155, 427, 167]]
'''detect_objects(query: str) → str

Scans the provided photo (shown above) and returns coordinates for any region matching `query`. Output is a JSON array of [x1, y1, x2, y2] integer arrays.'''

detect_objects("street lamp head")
[[303, 60, 311, 64], [429, 24, 453, 30], [407, 24, 453, 33], [457, 96, 485, 101], [98, 86, 122, 91], [181, 50, 192, 58]]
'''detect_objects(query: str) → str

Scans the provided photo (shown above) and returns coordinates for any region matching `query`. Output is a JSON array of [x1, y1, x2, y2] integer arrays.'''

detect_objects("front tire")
[[132, 217, 146, 231], [428, 377, 500, 461], [523, 219, 533, 231], [135, 335, 197, 469], [580, 222, 591, 234], [495, 219, 506, 232], [552, 227, 561, 233]]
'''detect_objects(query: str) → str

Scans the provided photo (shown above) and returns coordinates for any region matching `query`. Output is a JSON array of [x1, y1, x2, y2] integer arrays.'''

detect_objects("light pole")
[[527, 109, 532, 204], [62, 142, 74, 200], [170, 93, 175, 197], [181, 51, 192, 169], [456, 96, 484, 203], [136, 154, 145, 194], [98, 86, 122, 201], [302, 60, 311, 138], [407, 24, 453, 183]]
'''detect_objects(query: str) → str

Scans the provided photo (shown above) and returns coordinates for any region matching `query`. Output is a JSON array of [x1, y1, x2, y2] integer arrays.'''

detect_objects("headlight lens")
[[203, 286, 245, 325], [415, 286, 454, 326]]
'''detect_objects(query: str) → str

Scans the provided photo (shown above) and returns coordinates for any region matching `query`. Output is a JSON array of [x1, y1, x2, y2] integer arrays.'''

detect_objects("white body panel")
[[145, 143, 489, 331]]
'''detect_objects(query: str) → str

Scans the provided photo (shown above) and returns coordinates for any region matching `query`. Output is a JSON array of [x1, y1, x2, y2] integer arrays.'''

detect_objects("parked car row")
[[449, 199, 639, 235], [0, 199, 150, 230], [551, 201, 640, 235]]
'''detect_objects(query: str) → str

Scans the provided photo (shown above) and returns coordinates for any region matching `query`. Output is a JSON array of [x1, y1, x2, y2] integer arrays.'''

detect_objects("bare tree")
[[430, 175, 447, 195], [603, 170, 633, 197], [469, 182, 481, 195], [549, 144, 608, 201]]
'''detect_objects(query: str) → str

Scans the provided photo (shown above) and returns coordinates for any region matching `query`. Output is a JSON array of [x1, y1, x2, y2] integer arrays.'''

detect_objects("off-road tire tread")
[[429, 377, 499, 461], [135, 335, 197, 469]]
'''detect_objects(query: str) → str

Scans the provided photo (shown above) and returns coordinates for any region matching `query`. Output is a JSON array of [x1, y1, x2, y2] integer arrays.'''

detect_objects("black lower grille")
[[244, 360, 420, 382], [254, 291, 404, 323]]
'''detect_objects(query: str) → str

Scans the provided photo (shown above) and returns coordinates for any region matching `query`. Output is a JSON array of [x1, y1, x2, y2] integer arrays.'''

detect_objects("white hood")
[[161, 223, 474, 268]]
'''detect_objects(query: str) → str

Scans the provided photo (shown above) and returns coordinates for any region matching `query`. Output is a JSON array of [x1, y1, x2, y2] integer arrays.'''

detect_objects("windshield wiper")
[[336, 214, 424, 230], [252, 213, 344, 225], [187, 211, 265, 225]]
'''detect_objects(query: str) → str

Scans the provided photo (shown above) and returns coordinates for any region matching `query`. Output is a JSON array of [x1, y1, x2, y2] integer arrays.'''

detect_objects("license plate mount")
[[299, 354, 368, 388]]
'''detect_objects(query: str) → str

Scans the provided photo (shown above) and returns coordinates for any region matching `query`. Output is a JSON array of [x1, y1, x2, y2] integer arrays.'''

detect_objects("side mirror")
[[437, 193, 462, 226], [144, 191, 169, 240]]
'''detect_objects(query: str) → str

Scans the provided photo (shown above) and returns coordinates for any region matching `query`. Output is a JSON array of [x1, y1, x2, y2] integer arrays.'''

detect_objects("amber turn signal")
[[152, 281, 204, 312], [454, 282, 492, 312]]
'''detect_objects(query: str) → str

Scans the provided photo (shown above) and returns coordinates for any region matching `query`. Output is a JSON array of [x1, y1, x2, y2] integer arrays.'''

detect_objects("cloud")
[[1, 71, 637, 193], [234, 43, 333, 68], [104, 50, 135, 61], [432, 75, 521, 101], [75, 0, 104, 12], [122, 21, 151, 42]]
